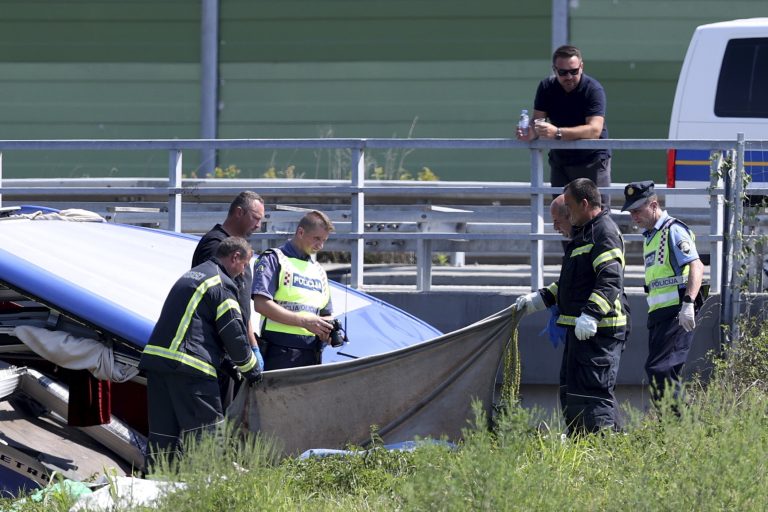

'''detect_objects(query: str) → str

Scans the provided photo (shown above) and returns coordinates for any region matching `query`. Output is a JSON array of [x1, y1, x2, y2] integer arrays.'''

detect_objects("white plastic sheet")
[[13, 325, 138, 383]]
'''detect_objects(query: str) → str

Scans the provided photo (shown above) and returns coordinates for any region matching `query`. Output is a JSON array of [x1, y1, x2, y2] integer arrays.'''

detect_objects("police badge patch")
[[677, 240, 692, 255], [644, 251, 656, 268]]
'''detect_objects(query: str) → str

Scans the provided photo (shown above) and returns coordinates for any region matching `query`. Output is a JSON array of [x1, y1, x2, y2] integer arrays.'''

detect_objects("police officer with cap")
[[622, 181, 704, 404]]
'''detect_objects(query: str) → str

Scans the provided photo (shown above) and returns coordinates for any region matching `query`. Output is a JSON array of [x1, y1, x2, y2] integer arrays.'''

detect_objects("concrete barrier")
[[369, 289, 721, 414]]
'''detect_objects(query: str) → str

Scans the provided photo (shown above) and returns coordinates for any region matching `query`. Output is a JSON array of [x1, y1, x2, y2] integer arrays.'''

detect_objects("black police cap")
[[621, 181, 655, 211]]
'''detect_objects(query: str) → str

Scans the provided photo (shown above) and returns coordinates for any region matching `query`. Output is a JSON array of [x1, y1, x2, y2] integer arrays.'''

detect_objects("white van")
[[666, 18, 768, 208]]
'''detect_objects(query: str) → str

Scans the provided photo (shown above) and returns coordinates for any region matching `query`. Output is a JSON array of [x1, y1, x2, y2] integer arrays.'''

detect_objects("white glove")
[[514, 292, 545, 316], [679, 301, 696, 332], [574, 314, 598, 341]]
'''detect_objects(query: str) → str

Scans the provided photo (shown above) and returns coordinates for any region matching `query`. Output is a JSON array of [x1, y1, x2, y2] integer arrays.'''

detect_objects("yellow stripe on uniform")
[[570, 244, 594, 257], [593, 248, 625, 269], [216, 298, 241, 320], [589, 292, 611, 314], [556, 314, 627, 328], [143, 344, 217, 377], [169, 275, 222, 352], [236, 352, 257, 373]]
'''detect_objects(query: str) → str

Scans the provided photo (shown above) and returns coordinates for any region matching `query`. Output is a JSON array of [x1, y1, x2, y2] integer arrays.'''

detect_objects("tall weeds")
[[7, 326, 768, 511]]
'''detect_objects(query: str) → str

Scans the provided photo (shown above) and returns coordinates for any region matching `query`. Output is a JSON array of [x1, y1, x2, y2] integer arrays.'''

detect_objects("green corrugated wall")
[[215, 1, 550, 181], [0, 1, 201, 178], [0, 1, 767, 181]]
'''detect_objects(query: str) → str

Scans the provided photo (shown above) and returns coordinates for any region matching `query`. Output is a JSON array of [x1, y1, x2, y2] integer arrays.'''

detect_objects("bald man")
[[550, 194, 572, 238]]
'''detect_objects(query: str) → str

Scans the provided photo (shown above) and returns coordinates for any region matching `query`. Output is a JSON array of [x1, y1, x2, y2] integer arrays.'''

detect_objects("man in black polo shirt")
[[192, 191, 265, 406], [517, 45, 612, 207]]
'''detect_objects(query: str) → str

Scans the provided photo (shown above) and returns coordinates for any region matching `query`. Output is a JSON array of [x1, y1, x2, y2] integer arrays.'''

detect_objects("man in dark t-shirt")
[[517, 45, 612, 207], [191, 191, 265, 405]]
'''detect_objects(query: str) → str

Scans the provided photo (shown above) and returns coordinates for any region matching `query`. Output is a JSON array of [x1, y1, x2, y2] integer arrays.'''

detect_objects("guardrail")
[[0, 137, 756, 327]]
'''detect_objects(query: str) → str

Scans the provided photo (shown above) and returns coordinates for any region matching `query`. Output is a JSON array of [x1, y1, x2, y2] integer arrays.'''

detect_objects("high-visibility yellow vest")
[[262, 248, 330, 337], [644, 217, 692, 314]]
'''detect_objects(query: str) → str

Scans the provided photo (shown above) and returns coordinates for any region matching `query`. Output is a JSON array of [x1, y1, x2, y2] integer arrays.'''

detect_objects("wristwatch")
[[555, 127, 563, 140], [682, 295, 694, 303]]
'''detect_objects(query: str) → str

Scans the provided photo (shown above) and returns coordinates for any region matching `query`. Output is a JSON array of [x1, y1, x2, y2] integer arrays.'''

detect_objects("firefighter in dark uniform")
[[139, 237, 262, 466], [622, 181, 704, 403], [252, 210, 335, 370], [516, 178, 629, 435], [191, 191, 265, 408]]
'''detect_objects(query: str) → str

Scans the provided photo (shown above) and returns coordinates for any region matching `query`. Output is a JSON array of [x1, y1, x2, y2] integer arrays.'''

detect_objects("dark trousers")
[[550, 156, 612, 208], [146, 372, 224, 468], [558, 337, 569, 419], [264, 343, 322, 371], [562, 329, 624, 436], [646, 315, 694, 402], [216, 358, 243, 411]]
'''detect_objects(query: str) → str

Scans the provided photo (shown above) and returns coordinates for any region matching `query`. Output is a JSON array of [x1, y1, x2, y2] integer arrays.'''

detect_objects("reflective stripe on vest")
[[143, 272, 236, 378], [644, 218, 691, 313], [263, 248, 330, 336]]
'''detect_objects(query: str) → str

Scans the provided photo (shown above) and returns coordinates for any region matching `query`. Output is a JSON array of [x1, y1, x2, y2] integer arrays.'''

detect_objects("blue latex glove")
[[252, 346, 265, 373], [539, 305, 567, 349]]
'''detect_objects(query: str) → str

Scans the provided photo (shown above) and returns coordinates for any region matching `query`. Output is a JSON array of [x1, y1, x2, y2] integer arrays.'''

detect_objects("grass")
[[6, 380, 768, 512], [5, 337, 768, 511]]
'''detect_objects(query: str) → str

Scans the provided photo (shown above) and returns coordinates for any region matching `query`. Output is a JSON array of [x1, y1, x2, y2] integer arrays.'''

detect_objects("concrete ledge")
[[368, 290, 721, 390]]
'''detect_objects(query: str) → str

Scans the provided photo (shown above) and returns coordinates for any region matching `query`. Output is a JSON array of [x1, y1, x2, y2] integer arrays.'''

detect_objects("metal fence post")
[[200, 0, 219, 177], [350, 146, 365, 289], [709, 152, 723, 295], [416, 228, 432, 291], [168, 150, 183, 232], [721, 150, 733, 347], [530, 148, 545, 290], [551, 0, 569, 50], [729, 133, 746, 344]]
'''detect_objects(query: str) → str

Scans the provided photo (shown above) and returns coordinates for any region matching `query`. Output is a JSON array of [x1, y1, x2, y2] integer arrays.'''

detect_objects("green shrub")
[[711, 312, 768, 393]]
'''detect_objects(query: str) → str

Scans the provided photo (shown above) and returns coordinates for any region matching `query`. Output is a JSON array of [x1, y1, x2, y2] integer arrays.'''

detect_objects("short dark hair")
[[552, 45, 582, 64], [298, 210, 335, 233], [228, 191, 263, 217], [564, 178, 601, 208], [216, 236, 252, 259]]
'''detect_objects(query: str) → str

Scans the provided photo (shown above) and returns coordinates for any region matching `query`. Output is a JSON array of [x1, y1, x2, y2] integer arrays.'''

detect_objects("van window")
[[715, 38, 768, 118]]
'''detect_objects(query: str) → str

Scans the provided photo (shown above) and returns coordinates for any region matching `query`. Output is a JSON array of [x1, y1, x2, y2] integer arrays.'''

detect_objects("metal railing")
[[0, 137, 756, 310]]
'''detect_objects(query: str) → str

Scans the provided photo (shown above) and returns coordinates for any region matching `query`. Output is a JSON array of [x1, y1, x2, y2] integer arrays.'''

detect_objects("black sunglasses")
[[554, 67, 580, 77]]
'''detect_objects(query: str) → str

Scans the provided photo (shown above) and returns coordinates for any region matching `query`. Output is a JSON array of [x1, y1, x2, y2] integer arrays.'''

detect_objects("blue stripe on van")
[[675, 149, 768, 182], [674, 149, 710, 181]]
